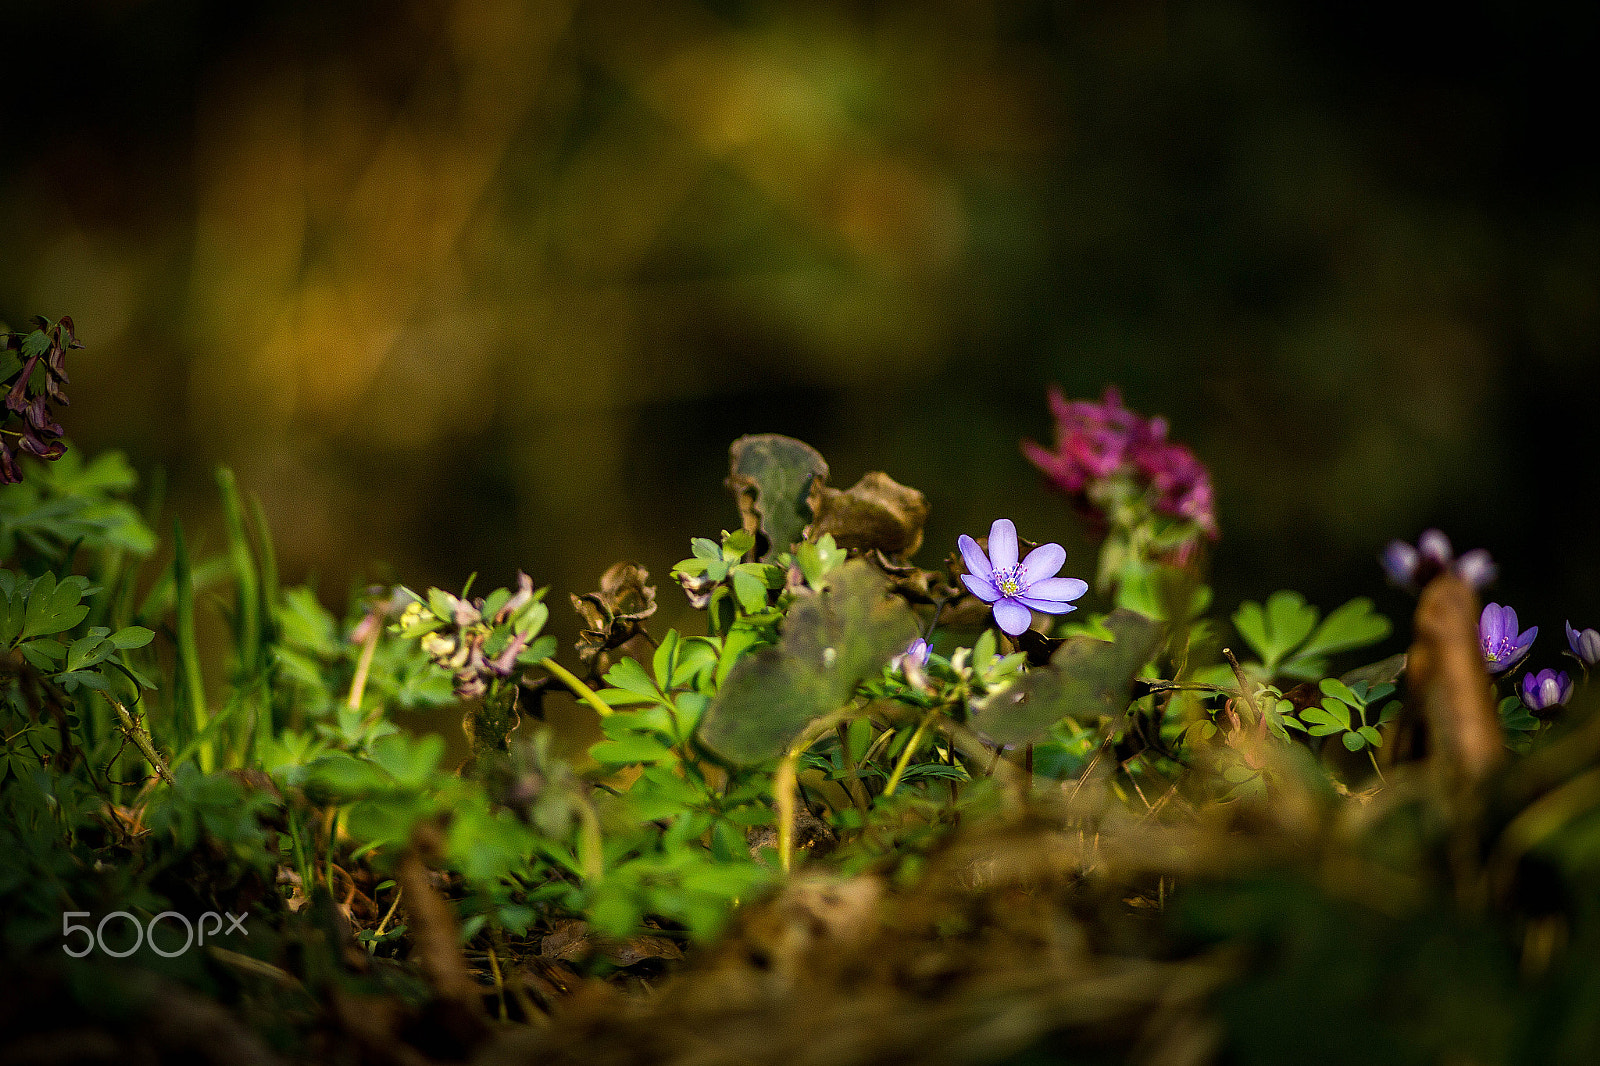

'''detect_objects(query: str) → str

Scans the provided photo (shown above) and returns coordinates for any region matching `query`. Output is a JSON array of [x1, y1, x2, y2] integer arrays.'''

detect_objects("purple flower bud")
[[1381, 540, 1420, 586], [1479, 604, 1536, 674], [1417, 529, 1454, 570], [1453, 549, 1498, 590], [892, 637, 931, 673], [1521, 668, 1574, 712], [1567, 621, 1600, 667]]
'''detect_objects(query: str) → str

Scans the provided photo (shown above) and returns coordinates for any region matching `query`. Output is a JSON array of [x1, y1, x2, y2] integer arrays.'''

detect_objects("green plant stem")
[[348, 619, 380, 714], [173, 522, 212, 771], [287, 806, 311, 890], [325, 807, 340, 895], [540, 657, 611, 717], [110, 698, 174, 786], [574, 791, 604, 882], [775, 708, 857, 873], [835, 723, 870, 815], [883, 708, 939, 798], [370, 885, 403, 952], [1368, 748, 1387, 785]]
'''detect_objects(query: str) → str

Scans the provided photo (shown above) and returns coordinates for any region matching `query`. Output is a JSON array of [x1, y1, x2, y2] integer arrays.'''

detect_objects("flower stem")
[[835, 723, 870, 815], [883, 709, 938, 798], [1367, 748, 1387, 785], [540, 657, 612, 717], [348, 617, 381, 716]]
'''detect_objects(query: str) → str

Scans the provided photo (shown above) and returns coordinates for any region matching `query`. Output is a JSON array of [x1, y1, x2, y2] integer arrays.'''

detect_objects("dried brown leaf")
[[804, 470, 929, 560]]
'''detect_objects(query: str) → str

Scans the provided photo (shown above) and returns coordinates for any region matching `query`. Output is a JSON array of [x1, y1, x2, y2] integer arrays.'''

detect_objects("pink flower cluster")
[[1022, 386, 1218, 538]]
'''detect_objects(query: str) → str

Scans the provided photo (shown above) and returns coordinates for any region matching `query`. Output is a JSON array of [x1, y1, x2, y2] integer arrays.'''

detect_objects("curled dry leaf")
[[572, 562, 657, 670], [805, 470, 929, 560]]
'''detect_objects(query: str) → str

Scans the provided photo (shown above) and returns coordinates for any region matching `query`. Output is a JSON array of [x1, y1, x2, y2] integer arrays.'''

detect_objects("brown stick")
[[396, 824, 488, 1022], [1407, 572, 1503, 789]]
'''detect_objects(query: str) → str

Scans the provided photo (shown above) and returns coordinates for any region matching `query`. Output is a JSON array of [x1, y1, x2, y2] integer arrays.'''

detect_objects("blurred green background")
[[3, 0, 1597, 656]]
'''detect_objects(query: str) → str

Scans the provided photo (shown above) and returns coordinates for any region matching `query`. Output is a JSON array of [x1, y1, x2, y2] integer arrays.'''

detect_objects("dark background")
[[3, 0, 1596, 668]]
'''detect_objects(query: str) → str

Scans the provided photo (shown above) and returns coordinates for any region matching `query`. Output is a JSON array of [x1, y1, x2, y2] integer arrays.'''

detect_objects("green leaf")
[[516, 633, 558, 664], [1498, 696, 1539, 734], [368, 733, 444, 789], [673, 637, 718, 689], [723, 528, 756, 560], [65, 635, 114, 673], [699, 561, 918, 762], [26, 638, 67, 662], [1341, 731, 1367, 752], [972, 610, 1162, 746], [795, 534, 844, 588], [1233, 591, 1319, 674], [604, 656, 659, 699], [21, 571, 89, 639], [725, 434, 830, 561], [1295, 598, 1392, 662], [972, 629, 997, 674], [57, 670, 112, 692], [0, 589, 22, 648], [109, 625, 154, 650], [1357, 726, 1382, 748], [1317, 677, 1361, 708], [653, 629, 681, 691], [590, 733, 675, 765], [731, 567, 769, 614], [598, 687, 659, 706]]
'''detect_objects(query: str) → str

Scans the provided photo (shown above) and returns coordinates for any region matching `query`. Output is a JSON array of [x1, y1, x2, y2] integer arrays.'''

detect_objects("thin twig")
[[111, 699, 174, 786]]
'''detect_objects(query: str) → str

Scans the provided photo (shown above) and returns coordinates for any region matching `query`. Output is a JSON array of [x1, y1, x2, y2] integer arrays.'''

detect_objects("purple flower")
[[1380, 529, 1496, 591], [1480, 604, 1537, 675], [958, 518, 1088, 636], [1566, 622, 1600, 667], [1521, 668, 1574, 712], [892, 637, 931, 673]]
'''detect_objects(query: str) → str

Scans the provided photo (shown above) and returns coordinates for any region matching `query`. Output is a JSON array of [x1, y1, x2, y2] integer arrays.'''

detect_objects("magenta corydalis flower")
[[1479, 604, 1536, 675], [1521, 668, 1574, 712], [1381, 529, 1496, 592], [958, 518, 1087, 636], [1022, 386, 1218, 539], [1566, 622, 1600, 667]]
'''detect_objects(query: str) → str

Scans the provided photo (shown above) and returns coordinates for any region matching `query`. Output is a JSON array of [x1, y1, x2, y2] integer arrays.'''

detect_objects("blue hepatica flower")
[[958, 518, 1088, 637], [1521, 668, 1574, 712], [1566, 621, 1600, 667], [1480, 603, 1537, 675]]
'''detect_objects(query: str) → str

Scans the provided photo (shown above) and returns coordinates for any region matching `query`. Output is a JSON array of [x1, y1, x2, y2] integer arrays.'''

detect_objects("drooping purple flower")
[[892, 637, 931, 673], [1479, 604, 1537, 674], [958, 518, 1088, 636], [1567, 622, 1600, 667], [1380, 529, 1496, 591], [1, 316, 76, 484], [1521, 668, 1574, 712]]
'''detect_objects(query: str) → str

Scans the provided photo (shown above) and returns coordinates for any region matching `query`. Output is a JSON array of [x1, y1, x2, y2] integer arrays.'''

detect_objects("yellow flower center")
[[998, 575, 1020, 597]]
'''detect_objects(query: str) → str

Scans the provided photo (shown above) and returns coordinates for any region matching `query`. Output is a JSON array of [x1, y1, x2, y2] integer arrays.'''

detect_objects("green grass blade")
[[173, 520, 212, 772]]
